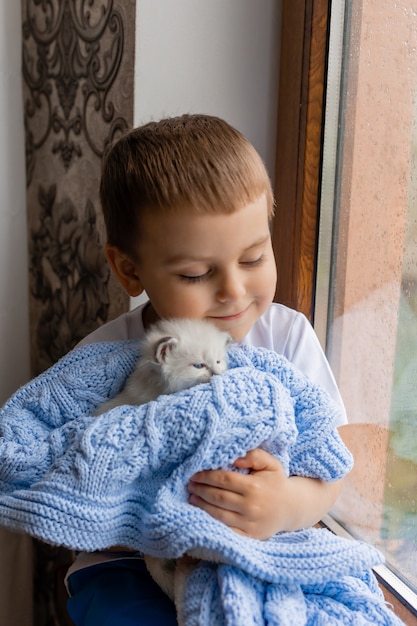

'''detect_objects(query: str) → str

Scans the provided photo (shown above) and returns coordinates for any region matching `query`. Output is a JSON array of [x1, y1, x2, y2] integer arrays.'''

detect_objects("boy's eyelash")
[[179, 272, 210, 283], [179, 256, 265, 283], [242, 255, 264, 267]]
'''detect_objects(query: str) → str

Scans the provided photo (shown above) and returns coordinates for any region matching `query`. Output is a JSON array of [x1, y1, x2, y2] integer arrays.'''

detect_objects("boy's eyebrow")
[[164, 236, 270, 265]]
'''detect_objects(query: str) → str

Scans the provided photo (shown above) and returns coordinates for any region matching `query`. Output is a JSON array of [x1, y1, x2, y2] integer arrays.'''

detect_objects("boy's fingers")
[[189, 468, 247, 494], [233, 448, 283, 472], [190, 448, 282, 486], [187, 493, 259, 537], [188, 481, 243, 511], [188, 492, 245, 527]]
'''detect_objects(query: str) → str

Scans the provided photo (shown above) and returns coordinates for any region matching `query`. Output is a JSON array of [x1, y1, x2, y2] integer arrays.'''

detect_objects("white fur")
[[96, 318, 232, 414]]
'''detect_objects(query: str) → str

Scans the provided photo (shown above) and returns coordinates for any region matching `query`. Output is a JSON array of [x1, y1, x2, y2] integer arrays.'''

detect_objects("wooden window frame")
[[273, 0, 329, 322]]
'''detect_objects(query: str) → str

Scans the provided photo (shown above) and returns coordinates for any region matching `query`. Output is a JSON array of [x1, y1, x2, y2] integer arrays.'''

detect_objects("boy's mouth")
[[210, 306, 249, 321]]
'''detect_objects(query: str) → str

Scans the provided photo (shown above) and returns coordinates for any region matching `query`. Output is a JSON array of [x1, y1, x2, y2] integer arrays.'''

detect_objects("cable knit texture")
[[0, 341, 404, 625]]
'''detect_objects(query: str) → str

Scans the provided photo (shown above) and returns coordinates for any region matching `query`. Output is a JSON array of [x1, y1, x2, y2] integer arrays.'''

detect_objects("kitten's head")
[[143, 318, 233, 393]]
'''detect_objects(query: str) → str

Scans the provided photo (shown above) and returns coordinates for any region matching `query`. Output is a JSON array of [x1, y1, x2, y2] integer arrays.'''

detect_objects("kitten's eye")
[[192, 363, 206, 369], [216, 360, 221, 364]]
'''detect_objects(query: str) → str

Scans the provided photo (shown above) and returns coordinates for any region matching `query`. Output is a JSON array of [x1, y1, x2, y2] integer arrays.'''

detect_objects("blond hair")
[[100, 114, 274, 257]]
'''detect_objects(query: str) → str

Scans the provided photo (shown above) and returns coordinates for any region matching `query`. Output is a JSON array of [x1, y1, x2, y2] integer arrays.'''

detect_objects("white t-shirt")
[[79, 301, 347, 426]]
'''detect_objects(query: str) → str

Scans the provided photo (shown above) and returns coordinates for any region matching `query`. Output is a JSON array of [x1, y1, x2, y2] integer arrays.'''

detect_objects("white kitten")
[[96, 318, 232, 414]]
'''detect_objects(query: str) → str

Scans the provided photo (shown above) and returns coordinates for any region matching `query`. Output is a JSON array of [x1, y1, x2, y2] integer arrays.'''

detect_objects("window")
[[315, 0, 417, 612]]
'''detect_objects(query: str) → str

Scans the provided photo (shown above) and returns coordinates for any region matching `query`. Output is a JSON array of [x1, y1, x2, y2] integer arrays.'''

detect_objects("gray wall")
[[0, 1, 30, 404]]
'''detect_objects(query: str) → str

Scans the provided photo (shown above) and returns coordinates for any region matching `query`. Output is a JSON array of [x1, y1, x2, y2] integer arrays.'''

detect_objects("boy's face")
[[130, 194, 277, 340]]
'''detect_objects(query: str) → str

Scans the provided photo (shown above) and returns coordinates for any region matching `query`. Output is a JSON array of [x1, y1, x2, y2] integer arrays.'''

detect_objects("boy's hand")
[[187, 449, 289, 540], [187, 448, 343, 540]]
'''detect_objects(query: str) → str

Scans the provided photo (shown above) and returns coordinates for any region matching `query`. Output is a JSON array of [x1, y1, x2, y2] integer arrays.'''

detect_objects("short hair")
[[100, 113, 274, 258]]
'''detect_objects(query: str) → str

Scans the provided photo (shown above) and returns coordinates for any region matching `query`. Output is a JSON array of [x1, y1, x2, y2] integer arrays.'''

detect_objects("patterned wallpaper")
[[21, 1, 136, 623], [22, 0, 135, 376]]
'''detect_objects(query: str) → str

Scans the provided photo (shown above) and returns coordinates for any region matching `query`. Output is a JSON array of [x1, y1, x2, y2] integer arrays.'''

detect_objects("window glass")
[[316, 0, 417, 594]]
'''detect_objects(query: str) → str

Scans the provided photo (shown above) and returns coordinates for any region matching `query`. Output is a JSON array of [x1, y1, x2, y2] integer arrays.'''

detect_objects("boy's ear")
[[105, 244, 144, 297]]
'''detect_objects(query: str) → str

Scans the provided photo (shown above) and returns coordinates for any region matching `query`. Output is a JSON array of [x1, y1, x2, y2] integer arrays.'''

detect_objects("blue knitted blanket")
[[0, 341, 403, 625]]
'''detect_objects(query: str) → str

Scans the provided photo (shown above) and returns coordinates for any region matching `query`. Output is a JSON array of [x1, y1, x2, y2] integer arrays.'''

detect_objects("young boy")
[[66, 113, 348, 625]]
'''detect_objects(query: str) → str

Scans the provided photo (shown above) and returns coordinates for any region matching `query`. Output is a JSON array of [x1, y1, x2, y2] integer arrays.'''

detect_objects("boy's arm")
[[188, 352, 350, 540], [187, 445, 345, 540]]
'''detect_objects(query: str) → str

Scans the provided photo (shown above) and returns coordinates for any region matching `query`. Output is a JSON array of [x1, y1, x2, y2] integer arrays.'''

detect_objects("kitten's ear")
[[154, 336, 178, 364]]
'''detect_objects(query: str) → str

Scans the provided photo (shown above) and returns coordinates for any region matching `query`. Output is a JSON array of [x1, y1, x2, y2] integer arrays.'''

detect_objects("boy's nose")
[[216, 271, 246, 302]]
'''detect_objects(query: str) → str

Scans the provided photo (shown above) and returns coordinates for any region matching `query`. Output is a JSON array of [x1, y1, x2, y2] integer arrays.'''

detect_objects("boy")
[[66, 113, 348, 624]]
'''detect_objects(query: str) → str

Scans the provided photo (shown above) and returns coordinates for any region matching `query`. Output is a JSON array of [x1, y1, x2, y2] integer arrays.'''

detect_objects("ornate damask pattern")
[[30, 184, 111, 372], [22, 0, 134, 375], [21, 1, 136, 624], [23, 0, 130, 179]]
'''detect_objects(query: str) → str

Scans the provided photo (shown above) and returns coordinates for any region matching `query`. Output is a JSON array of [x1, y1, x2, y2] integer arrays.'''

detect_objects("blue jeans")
[[66, 558, 177, 625]]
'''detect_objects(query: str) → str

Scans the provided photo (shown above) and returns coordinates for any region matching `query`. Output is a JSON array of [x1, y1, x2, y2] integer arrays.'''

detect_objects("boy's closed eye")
[[240, 254, 265, 267], [179, 271, 212, 283], [178, 255, 266, 283]]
